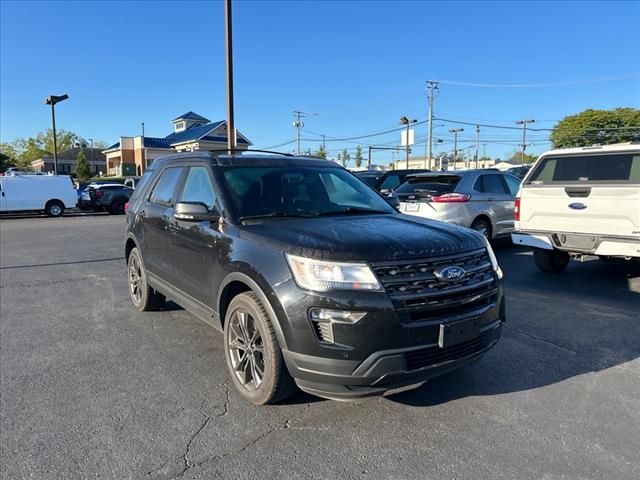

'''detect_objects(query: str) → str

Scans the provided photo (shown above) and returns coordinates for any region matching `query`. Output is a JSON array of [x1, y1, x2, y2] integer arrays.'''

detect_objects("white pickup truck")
[[512, 143, 640, 272]]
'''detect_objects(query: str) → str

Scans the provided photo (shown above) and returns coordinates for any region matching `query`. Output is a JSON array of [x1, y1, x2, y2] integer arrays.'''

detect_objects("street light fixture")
[[400, 116, 417, 168], [45, 94, 69, 175]]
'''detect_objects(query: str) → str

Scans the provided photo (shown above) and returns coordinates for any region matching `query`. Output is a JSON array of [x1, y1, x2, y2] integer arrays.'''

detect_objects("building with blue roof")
[[102, 112, 251, 176]]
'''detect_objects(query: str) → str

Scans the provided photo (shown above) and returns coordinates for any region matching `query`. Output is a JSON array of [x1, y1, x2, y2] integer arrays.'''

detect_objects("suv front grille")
[[405, 337, 484, 371], [372, 249, 497, 323]]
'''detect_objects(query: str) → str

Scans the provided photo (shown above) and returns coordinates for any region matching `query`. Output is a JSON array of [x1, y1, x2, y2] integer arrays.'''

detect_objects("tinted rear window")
[[395, 175, 461, 195], [528, 153, 640, 184]]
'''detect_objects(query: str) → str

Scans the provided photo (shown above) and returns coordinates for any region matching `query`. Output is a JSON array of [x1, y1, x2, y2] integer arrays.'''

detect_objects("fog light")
[[308, 309, 366, 344]]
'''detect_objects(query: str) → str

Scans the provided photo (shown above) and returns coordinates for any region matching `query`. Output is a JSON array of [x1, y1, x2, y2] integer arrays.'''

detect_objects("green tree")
[[75, 149, 91, 181], [2, 129, 86, 167], [315, 144, 327, 159], [507, 150, 537, 164], [550, 108, 640, 149], [0, 152, 16, 172], [354, 145, 363, 168], [340, 148, 350, 168]]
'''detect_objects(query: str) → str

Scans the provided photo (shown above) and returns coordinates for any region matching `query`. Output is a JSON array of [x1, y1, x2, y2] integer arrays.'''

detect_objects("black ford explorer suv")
[[125, 152, 505, 405]]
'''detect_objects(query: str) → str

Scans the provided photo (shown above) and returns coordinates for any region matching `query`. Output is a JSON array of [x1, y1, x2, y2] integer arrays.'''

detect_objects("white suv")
[[512, 143, 640, 272]]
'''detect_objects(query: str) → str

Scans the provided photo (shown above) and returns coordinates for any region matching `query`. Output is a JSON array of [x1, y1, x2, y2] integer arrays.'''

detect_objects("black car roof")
[[151, 151, 337, 169]]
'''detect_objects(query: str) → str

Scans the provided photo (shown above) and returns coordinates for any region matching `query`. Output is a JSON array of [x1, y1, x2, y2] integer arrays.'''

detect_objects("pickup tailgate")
[[518, 150, 640, 238], [519, 185, 640, 237]]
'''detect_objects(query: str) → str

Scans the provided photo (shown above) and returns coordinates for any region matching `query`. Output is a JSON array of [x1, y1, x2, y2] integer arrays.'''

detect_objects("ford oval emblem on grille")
[[434, 265, 466, 282], [569, 202, 587, 210]]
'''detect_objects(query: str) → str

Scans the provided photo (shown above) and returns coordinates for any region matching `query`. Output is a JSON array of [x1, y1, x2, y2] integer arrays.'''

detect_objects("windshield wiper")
[[240, 212, 311, 221], [315, 207, 391, 216]]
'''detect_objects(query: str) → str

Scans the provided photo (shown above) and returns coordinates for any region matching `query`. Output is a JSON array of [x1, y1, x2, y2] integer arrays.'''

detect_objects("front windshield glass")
[[222, 166, 395, 219]]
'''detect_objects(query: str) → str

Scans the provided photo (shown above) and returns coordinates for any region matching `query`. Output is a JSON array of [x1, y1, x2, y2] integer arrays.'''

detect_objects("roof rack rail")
[[205, 148, 295, 157]]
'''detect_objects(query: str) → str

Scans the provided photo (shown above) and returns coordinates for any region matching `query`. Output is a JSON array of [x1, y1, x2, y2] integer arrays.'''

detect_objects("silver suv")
[[396, 170, 521, 239]]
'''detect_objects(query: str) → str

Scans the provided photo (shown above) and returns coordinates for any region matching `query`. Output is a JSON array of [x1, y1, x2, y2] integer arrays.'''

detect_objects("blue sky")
[[1, 0, 639, 163]]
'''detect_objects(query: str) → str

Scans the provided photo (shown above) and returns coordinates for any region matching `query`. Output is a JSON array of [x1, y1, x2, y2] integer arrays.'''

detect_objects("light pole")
[[400, 116, 417, 169], [426, 80, 438, 169], [45, 94, 69, 175], [88, 138, 94, 168], [449, 128, 463, 170], [224, 0, 236, 152], [515, 119, 535, 165]]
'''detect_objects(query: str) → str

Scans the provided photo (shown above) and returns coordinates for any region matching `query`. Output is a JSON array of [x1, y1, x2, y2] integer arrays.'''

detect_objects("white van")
[[0, 174, 77, 217], [512, 143, 640, 272]]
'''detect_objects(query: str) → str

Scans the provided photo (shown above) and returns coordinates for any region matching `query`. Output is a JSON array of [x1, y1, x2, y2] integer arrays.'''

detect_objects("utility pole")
[[515, 119, 535, 165], [322, 134, 325, 151], [475, 125, 480, 169], [293, 110, 318, 155], [426, 80, 438, 169], [88, 138, 94, 166], [449, 128, 463, 170], [224, 0, 236, 152]]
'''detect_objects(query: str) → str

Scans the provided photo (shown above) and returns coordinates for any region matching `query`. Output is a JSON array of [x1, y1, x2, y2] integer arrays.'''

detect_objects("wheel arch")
[[217, 272, 289, 350], [125, 235, 139, 264]]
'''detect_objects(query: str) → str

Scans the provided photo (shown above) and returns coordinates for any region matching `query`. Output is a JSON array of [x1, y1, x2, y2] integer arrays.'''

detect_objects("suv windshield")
[[222, 166, 395, 219], [527, 153, 640, 184], [395, 175, 461, 197]]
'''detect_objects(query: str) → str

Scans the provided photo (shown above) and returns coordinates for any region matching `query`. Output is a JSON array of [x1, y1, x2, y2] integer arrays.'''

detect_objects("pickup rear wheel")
[[127, 247, 165, 311], [224, 292, 296, 405], [45, 200, 64, 217], [533, 249, 570, 273]]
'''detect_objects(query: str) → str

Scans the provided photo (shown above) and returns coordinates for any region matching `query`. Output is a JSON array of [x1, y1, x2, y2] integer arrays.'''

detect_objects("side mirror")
[[379, 188, 391, 196], [385, 194, 400, 209], [174, 202, 215, 222]]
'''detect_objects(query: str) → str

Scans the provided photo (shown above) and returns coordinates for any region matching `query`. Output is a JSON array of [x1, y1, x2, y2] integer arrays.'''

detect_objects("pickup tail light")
[[431, 193, 470, 203], [514, 197, 520, 221]]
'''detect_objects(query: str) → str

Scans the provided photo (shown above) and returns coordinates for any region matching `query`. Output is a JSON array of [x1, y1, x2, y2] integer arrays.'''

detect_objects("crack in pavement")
[[170, 402, 325, 479], [511, 327, 578, 354]]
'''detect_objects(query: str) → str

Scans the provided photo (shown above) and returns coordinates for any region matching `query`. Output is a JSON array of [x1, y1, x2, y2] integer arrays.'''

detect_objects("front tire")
[[224, 292, 296, 405], [127, 247, 165, 311], [533, 249, 570, 273]]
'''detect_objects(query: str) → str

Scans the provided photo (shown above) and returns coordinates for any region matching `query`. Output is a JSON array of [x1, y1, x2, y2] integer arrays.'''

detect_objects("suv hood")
[[239, 214, 484, 262]]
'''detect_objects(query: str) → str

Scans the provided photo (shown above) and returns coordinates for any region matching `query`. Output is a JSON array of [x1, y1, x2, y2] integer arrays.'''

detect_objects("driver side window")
[[179, 166, 217, 210]]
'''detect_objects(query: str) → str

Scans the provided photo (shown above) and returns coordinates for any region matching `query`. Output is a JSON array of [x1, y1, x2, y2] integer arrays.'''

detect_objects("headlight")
[[482, 236, 503, 279], [286, 254, 381, 292]]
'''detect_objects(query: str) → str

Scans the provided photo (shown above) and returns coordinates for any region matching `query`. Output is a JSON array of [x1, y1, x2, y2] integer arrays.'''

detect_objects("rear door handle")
[[168, 221, 181, 232], [138, 210, 146, 218]]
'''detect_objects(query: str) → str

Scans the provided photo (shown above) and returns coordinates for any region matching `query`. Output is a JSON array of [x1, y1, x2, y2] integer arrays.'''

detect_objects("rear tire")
[[127, 247, 165, 311], [110, 198, 126, 215], [470, 218, 492, 240], [223, 292, 296, 405], [45, 200, 64, 217], [533, 249, 570, 273]]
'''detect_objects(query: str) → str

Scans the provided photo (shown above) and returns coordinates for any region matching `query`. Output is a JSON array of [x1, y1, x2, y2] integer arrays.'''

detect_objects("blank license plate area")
[[556, 234, 597, 250], [439, 317, 480, 348], [403, 203, 419, 212]]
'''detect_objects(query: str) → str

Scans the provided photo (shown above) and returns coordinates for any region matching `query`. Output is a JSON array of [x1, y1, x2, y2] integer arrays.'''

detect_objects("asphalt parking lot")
[[1, 215, 639, 480]]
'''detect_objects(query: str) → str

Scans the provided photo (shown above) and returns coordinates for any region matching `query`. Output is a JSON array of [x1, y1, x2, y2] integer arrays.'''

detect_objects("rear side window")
[[149, 167, 184, 206], [395, 175, 461, 195], [503, 175, 521, 196], [528, 153, 640, 184], [379, 174, 404, 191], [474, 174, 508, 194]]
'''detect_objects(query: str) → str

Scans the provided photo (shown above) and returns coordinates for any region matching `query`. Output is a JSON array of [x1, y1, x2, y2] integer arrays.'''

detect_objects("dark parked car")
[[125, 152, 505, 405], [355, 169, 431, 194], [80, 184, 132, 214], [505, 165, 531, 179]]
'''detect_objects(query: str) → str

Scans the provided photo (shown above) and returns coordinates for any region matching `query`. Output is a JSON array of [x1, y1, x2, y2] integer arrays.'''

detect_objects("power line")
[[436, 74, 640, 88]]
